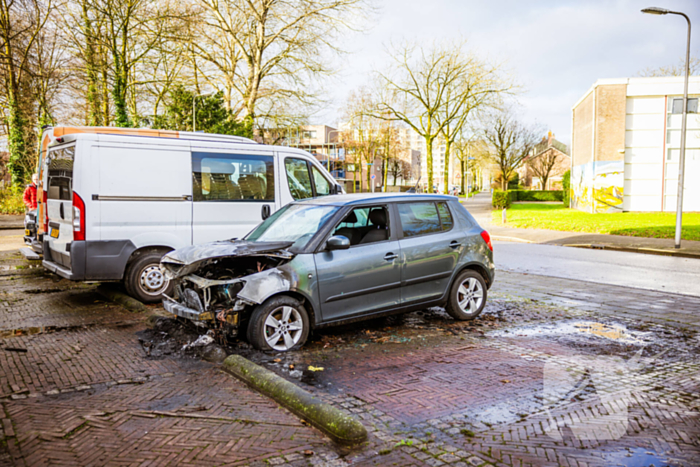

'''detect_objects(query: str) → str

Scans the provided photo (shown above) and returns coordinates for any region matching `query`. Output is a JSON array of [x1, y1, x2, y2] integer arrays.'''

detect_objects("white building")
[[571, 76, 700, 213]]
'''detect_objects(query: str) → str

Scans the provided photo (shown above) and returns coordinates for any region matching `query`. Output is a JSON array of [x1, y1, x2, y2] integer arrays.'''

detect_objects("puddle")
[[602, 447, 673, 466], [489, 321, 652, 345]]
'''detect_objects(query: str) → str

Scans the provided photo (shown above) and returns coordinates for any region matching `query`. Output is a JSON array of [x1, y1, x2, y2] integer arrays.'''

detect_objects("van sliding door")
[[192, 151, 278, 244]]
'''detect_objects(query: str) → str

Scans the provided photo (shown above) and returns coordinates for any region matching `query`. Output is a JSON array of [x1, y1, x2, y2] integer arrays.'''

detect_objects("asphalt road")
[[493, 241, 700, 297]]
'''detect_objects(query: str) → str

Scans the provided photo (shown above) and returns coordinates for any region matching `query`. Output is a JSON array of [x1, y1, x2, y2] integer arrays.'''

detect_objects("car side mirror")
[[330, 184, 343, 195], [326, 235, 350, 250]]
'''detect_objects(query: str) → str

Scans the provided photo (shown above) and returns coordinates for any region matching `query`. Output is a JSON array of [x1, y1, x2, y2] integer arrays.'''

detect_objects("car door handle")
[[449, 241, 461, 248], [384, 253, 398, 261], [261, 204, 271, 220], [59, 203, 64, 220]]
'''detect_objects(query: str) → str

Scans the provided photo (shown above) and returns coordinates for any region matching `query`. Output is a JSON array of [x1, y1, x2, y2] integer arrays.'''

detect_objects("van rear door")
[[45, 145, 76, 268]]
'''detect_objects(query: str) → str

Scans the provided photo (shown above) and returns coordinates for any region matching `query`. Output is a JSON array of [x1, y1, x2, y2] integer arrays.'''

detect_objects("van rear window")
[[47, 146, 75, 201], [192, 152, 275, 202]]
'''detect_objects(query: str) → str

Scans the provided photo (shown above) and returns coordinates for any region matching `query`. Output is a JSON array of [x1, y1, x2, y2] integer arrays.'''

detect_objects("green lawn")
[[492, 203, 700, 241]]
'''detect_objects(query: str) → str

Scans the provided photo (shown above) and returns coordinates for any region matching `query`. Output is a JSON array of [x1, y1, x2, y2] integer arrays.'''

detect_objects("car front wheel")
[[247, 296, 310, 352], [445, 270, 487, 320]]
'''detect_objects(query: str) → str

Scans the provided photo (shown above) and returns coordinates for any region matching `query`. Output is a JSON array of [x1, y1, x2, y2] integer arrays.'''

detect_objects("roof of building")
[[572, 75, 700, 110]]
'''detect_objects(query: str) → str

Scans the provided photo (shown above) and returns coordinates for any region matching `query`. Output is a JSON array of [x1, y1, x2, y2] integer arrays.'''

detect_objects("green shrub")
[[510, 190, 564, 202], [492, 190, 511, 209], [562, 170, 571, 207], [0, 185, 26, 215]]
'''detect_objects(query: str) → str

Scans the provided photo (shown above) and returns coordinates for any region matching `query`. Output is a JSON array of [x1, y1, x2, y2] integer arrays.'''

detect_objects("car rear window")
[[437, 202, 453, 231], [398, 202, 441, 237]]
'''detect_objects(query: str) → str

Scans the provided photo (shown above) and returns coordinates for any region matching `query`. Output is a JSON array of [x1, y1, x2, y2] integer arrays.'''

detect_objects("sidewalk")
[[0, 215, 23, 230], [461, 192, 700, 259]]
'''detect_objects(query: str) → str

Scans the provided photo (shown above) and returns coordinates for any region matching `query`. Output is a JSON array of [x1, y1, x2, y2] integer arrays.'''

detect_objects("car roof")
[[295, 193, 457, 206]]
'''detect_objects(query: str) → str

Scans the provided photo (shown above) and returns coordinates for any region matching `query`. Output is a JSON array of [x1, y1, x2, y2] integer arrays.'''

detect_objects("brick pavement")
[[0, 251, 338, 467], [2, 247, 700, 467], [250, 278, 700, 467]]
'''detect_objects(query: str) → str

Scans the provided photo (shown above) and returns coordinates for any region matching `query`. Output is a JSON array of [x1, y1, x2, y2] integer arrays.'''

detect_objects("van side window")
[[47, 147, 75, 201], [192, 152, 274, 202], [311, 165, 331, 196], [285, 158, 314, 200]]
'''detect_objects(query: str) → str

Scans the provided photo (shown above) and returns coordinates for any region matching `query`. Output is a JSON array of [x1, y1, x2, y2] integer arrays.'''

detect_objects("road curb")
[[563, 243, 700, 260], [96, 285, 148, 313], [222, 354, 367, 446]]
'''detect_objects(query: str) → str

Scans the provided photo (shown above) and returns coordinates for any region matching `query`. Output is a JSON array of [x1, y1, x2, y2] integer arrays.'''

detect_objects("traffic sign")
[[371, 174, 376, 180]]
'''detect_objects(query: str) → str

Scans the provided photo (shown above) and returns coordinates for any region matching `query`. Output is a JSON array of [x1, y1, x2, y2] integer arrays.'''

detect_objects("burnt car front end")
[[160, 241, 295, 338]]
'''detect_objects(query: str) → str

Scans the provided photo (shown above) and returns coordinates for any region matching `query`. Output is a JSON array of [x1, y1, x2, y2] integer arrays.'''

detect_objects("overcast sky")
[[317, 0, 700, 145]]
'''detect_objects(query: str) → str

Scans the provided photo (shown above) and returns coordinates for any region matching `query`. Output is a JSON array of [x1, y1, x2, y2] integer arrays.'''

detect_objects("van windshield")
[[245, 204, 338, 250]]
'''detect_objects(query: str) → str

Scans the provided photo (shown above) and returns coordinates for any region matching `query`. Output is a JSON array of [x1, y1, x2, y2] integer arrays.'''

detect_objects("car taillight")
[[480, 230, 493, 252], [72, 192, 86, 241], [42, 190, 48, 232]]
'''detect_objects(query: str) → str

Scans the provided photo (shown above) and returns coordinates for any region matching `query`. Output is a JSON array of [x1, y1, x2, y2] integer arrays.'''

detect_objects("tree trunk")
[[443, 137, 451, 194], [425, 135, 434, 192]]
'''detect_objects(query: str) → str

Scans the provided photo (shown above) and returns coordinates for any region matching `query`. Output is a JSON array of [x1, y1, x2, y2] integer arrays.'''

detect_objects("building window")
[[302, 131, 317, 139], [669, 97, 698, 114]]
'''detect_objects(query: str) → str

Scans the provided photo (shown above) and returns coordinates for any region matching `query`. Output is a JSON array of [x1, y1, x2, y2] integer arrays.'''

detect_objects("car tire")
[[247, 296, 310, 352], [445, 269, 487, 321], [124, 251, 173, 304]]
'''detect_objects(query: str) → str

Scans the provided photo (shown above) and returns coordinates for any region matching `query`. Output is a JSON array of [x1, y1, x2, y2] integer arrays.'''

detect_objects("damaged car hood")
[[161, 240, 294, 279]]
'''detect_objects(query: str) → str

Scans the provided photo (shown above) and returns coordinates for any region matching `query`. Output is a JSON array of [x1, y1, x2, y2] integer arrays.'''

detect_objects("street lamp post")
[[642, 7, 691, 249]]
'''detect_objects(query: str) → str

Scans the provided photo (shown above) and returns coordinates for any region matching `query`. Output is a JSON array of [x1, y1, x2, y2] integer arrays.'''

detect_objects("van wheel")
[[247, 296, 309, 352], [124, 252, 172, 304], [445, 270, 487, 321]]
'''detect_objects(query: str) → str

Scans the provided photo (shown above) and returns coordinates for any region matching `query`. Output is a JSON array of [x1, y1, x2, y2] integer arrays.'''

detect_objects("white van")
[[40, 127, 342, 303]]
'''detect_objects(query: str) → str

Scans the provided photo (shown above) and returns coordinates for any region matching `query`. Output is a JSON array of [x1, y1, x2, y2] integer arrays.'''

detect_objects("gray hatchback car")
[[160, 194, 495, 352]]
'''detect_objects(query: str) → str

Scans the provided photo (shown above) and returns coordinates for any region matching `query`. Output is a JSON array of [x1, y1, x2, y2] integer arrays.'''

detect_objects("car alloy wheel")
[[457, 277, 483, 314], [263, 306, 304, 351]]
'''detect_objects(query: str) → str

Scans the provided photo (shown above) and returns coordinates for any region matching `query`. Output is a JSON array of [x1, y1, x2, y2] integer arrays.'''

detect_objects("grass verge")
[[492, 203, 700, 241]]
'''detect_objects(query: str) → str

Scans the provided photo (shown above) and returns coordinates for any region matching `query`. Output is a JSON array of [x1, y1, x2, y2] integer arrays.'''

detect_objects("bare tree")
[[198, 0, 367, 130], [527, 145, 562, 190], [638, 56, 700, 77], [375, 42, 485, 191], [482, 112, 540, 190], [340, 88, 382, 192], [0, 0, 54, 184], [438, 68, 508, 192]]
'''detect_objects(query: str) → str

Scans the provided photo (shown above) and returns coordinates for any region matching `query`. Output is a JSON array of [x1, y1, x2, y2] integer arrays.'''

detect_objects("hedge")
[[510, 190, 564, 202], [562, 170, 571, 207], [492, 190, 511, 209], [492, 189, 564, 208]]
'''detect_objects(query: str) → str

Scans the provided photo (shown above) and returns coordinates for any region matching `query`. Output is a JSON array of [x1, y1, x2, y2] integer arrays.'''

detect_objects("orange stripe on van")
[[52, 126, 180, 139]]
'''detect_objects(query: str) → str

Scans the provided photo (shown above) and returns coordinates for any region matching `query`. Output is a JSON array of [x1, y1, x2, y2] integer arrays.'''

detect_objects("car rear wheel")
[[124, 252, 173, 304], [247, 296, 310, 352], [445, 270, 487, 320]]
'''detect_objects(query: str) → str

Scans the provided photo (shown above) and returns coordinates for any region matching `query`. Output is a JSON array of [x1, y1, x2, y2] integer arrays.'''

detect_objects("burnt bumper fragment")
[[162, 295, 214, 324]]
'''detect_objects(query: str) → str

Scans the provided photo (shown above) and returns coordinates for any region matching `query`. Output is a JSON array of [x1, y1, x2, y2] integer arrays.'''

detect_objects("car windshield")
[[245, 203, 338, 250]]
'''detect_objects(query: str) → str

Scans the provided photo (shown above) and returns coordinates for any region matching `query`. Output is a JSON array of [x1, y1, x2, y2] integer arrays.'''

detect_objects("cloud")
[[319, 0, 700, 145]]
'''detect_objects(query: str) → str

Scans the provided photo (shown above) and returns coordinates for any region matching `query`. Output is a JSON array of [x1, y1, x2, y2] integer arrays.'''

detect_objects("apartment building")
[[571, 76, 700, 213]]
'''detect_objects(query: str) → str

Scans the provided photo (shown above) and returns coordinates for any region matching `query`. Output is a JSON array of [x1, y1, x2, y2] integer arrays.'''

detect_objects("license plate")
[[25, 229, 31, 236], [50, 228, 59, 239]]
